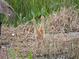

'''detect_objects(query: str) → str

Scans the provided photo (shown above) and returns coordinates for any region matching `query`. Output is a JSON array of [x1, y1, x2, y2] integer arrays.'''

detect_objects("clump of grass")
[[7, 46, 33, 59], [8, 48, 16, 59], [28, 50, 33, 59]]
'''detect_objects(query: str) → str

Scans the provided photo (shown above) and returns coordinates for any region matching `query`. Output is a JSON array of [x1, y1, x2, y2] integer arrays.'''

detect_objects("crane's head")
[[0, 0, 15, 20]]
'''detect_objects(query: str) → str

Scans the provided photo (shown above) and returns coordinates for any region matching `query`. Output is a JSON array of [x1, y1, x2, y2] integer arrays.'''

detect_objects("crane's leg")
[[0, 21, 2, 36], [0, 21, 2, 49]]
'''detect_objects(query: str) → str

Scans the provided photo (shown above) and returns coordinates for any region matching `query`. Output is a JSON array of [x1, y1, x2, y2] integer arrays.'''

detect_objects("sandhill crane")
[[0, 0, 15, 35], [0, 0, 16, 52]]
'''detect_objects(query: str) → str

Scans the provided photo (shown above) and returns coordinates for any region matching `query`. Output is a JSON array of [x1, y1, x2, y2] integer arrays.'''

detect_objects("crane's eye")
[[8, 13, 11, 16]]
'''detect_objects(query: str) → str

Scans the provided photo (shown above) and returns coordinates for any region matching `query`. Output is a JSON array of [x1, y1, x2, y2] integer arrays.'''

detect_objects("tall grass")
[[8, 48, 16, 59], [2, 0, 79, 26]]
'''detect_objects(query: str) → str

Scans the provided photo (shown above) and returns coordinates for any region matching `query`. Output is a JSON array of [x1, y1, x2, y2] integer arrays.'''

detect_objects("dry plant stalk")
[[32, 16, 45, 40], [32, 16, 45, 52], [37, 16, 45, 40]]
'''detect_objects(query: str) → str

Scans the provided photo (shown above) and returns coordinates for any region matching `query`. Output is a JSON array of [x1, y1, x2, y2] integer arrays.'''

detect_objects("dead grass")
[[46, 7, 79, 33], [1, 7, 79, 58]]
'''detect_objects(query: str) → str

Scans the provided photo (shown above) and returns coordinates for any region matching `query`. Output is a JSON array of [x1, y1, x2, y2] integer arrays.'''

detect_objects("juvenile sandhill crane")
[[0, 0, 15, 35], [0, 0, 15, 52]]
